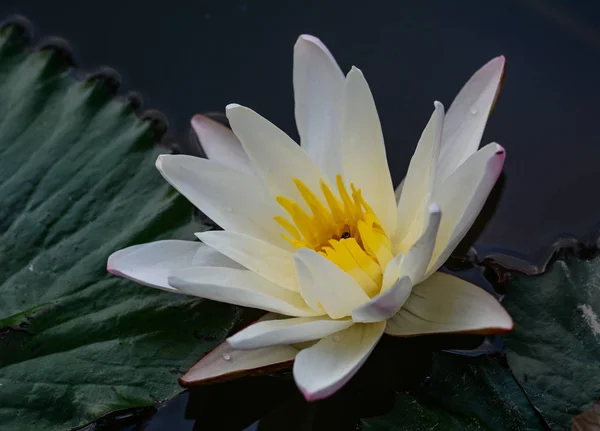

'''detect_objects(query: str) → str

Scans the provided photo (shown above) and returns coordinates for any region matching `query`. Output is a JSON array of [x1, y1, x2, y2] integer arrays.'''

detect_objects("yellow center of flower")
[[274, 175, 393, 297]]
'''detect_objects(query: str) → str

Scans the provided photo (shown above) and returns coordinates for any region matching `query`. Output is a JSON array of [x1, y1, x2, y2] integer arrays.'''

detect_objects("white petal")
[[341, 67, 396, 237], [192, 244, 244, 268], [363, 201, 441, 322], [295, 249, 370, 319], [351, 276, 412, 323], [293, 35, 345, 181], [351, 201, 441, 323], [426, 143, 505, 277], [394, 102, 444, 246], [381, 253, 404, 292], [196, 231, 297, 291], [108, 240, 202, 292], [385, 272, 513, 336], [227, 316, 353, 350], [293, 321, 385, 401], [180, 339, 297, 386], [191, 114, 254, 175], [155, 155, 288, 249], [436, 57, 505, 186], [394, 179, 404, 203], [294, 257, 323, 313], [226, 104, 331, 208], [168, 267, 319, 317], [399, 203, 441, 284]]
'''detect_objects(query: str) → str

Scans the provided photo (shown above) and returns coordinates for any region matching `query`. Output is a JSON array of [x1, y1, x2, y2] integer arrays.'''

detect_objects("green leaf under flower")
[[361, 353, 547, 430], [0, 23, 243, 430], [503, 251, 600, 429]]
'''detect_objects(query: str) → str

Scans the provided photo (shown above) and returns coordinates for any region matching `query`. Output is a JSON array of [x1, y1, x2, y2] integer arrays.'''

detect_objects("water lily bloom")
[[107, 35, 512, 401]]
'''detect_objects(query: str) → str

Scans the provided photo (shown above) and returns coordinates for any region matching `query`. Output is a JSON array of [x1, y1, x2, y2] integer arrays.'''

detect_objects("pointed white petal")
[[385, 272, 513, 336], [426, 143, 505, 277], [168, 267, 319, 317], [295, 249, 370, 319], [191, 114, 254, 175], [180, 340, 297, 386], [436, 57, 505, 186], [293, 35, 345, 181], [227, 316, 353, 350], [293, 321, 385, 401], [108, 240, 203, 292], [351, 276, 412, 323], [226, 104, 331, 208], [341, 67, 396, 237], [399, 203, 441, 284], [395, 102, 444, 246], [155, 155, 288, 249], [196, 231, 297, 291]]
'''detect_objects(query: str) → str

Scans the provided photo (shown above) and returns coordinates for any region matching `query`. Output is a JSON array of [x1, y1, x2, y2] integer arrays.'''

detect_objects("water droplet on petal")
[[470, 108, 478, 115], [332, 335, 340, 343], [222, 353, 231, 361]]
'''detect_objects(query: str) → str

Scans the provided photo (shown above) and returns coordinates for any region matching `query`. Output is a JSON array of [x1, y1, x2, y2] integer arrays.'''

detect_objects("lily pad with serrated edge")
[[0, 19, 245, 430]]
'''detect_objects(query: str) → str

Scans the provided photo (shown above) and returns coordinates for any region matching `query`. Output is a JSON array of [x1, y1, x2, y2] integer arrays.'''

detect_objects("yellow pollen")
[[274, 175, 393, 297]]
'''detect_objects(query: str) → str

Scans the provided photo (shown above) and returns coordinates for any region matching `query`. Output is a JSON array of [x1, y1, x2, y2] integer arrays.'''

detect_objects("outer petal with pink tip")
[[293, 321, 385, 401], [106, 240, 240, 293], [435, 56, 505, 187]]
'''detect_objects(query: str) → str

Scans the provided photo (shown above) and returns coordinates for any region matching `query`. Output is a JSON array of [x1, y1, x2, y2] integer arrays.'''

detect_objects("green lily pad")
[[361, 353, 548, 431], [0, 22, 243, 430], [503, 251, 600, 429]]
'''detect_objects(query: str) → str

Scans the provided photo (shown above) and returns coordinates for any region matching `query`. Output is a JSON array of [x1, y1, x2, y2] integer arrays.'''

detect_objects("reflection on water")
[[101, 311, 494, 429]]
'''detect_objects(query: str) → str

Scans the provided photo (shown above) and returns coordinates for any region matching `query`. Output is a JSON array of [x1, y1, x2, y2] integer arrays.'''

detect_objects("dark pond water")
[[2, 0, 599, 429]]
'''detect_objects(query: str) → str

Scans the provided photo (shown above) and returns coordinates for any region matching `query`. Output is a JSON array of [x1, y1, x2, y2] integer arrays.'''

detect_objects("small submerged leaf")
[[572, 400, 600, 431], [503, 252, 600, 429]]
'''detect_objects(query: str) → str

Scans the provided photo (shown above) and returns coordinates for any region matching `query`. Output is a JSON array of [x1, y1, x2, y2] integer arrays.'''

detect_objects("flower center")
[[274, 175, 393, 297]]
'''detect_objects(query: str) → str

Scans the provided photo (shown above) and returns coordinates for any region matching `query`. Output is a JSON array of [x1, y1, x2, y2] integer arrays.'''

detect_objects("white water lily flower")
[[107, 35, 512, 401]]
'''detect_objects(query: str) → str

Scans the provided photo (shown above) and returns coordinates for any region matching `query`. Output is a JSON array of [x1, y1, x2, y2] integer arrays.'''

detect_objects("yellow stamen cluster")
[[275, 175, 393, 297]]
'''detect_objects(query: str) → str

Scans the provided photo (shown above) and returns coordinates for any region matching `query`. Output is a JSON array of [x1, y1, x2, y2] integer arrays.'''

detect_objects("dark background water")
[[3, 0, 600, 265], [1, 0, 599, 429]]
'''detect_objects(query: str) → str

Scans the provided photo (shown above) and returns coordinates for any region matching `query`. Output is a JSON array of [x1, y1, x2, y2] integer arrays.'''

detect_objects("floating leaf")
[[0, 22, 243, 430], [360, 353, 547, 430], [503, 252, 600, 429]]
